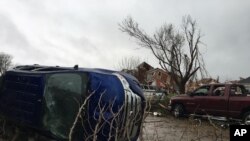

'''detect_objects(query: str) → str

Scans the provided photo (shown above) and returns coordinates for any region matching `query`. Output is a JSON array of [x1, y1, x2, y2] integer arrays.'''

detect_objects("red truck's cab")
[[168, 83, 250, 124]]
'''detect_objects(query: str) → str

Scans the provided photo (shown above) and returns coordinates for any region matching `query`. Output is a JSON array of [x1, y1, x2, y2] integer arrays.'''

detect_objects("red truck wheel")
[[173, 104, 184, 118], [243, 112, 250, 125]]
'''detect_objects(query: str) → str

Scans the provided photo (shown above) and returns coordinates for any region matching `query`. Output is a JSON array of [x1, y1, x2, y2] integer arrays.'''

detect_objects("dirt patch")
[[0, 115, 230, 141], [139, 115, 229, 141]]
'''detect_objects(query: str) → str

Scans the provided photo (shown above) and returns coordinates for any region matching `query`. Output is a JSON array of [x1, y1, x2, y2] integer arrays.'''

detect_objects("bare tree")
[[0, 52, 12, 75], [119, 16, 207, 93], [117, 56, 141, 81], [118, 56, 141, 71]]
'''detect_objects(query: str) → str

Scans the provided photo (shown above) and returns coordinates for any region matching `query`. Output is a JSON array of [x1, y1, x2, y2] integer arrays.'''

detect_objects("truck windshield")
[[43, 73, 88, 139]]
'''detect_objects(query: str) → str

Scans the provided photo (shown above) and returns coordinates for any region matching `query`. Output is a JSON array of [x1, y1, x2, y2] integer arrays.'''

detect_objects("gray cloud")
[[0, 14, 47, 63], [0, 0, 250, 81]]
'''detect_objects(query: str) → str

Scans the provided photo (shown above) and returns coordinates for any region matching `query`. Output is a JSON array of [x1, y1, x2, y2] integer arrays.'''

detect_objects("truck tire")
[[243, 112, 250, 125], [173, 104, 184, 118]]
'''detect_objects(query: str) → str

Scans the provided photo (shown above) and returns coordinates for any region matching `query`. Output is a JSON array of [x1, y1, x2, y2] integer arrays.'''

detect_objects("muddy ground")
[[139, 115, 230, 141], [0, 114, 230, 141]]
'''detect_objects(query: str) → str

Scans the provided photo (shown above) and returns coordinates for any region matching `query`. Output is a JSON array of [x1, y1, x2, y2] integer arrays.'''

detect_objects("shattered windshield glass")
[[43, 73, 87, 139]]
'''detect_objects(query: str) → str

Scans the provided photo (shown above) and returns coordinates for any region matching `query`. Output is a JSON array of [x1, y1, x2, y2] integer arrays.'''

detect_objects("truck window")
[[193, 86, 210, 96], [245, 85, 250, 93], [230, 85, 247, 96], [211, 86, 225, 96], [43, 73, 88, 139]]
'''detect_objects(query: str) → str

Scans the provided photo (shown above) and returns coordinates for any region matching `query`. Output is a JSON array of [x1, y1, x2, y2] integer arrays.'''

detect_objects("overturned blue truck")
[[0, 65, 145, 141]]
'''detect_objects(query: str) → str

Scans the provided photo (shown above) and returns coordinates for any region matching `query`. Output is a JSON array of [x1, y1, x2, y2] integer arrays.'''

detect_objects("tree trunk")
[[179, 82, 186, 94]]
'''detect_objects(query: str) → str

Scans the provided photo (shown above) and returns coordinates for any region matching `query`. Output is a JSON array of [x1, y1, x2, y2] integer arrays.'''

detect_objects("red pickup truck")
[[168, 83, 250, 124]]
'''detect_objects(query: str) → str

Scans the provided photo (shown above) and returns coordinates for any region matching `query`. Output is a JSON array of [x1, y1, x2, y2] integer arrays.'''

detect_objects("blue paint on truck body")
[[0, 65, 145, 141]]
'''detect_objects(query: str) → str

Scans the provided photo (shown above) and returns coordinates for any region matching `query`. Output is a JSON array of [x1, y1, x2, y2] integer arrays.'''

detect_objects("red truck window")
[[211, 85, 225, 96], [230, 85, 247, 96], [193, 86, 210, 96]]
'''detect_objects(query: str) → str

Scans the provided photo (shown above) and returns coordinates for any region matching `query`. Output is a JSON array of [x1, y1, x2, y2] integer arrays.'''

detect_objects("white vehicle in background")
[[140, 85, 166, 103]]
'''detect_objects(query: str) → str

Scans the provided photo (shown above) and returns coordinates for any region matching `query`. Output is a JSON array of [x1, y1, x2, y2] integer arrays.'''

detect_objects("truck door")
[[228, 85, 247, 118], [188, 85, 211, 114], [203, 85, 227, 116]]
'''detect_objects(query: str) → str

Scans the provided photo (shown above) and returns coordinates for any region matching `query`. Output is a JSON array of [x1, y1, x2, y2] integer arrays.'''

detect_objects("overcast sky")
[[0, 0, 250, 82]]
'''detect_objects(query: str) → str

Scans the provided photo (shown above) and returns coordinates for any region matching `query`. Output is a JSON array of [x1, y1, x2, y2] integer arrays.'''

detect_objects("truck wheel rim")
[[174, 108, 180, 117]]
